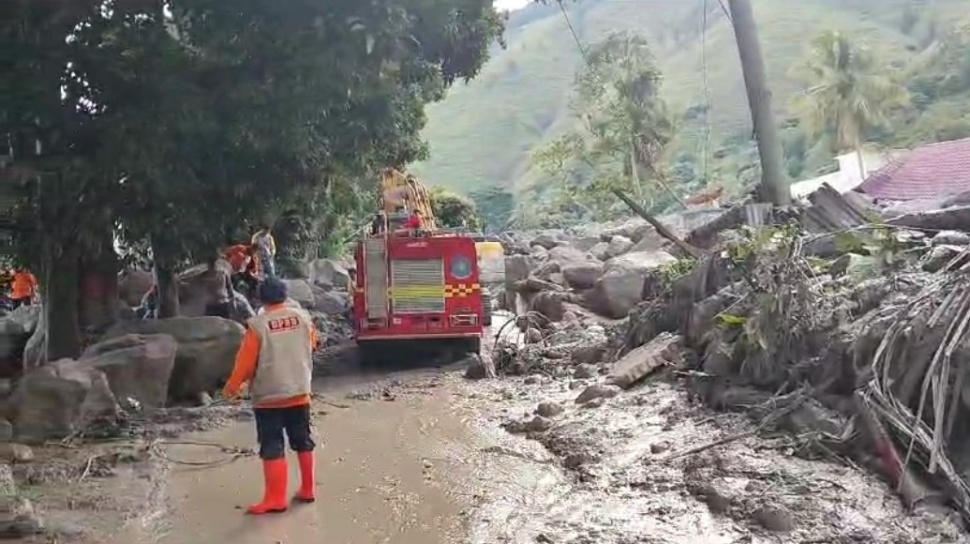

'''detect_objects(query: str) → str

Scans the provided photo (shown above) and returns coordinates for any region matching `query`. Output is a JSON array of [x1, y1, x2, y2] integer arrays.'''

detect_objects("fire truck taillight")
[[450, 314, 478, 327]]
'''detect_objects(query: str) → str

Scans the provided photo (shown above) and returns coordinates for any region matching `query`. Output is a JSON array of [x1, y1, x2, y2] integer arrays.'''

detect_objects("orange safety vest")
[[11, 271, 37, 300]]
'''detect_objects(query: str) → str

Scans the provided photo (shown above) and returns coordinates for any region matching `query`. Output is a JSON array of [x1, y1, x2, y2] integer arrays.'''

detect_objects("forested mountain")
[[412, 0, 970, 209]]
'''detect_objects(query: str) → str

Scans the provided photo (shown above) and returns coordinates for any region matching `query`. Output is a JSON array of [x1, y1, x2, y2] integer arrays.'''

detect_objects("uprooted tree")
[[0, 0, 504, 361]]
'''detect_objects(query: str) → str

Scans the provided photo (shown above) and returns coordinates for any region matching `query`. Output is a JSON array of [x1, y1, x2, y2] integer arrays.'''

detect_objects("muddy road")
[[25, 348, 970, 544]]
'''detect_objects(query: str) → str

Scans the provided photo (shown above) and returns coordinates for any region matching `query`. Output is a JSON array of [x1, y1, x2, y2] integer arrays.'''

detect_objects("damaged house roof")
[[857, 136, 970, 201]]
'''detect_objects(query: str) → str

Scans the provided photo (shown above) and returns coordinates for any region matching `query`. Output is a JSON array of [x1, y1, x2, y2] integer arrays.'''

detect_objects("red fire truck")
[[351, 169, 489, 364]]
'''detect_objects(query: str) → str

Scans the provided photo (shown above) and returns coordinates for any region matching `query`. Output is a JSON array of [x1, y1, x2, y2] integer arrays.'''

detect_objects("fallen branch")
[[611, 188, 703, 258]]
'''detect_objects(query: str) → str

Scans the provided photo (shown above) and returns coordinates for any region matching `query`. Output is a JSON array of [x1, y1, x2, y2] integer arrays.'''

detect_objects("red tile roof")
[[857, 137, 970, 201]]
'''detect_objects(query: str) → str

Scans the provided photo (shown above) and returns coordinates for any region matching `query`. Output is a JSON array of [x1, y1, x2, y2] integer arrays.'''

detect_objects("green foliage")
[[0, 0, 503, 356], [431, 188, 483, 230], [522, 31, 677, 225], [790, 30, 910, 171], [469, 186, 514, 232], [415, 0, 970, 201]]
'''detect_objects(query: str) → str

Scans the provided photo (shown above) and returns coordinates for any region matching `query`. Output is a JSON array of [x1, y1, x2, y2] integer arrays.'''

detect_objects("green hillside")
[[412, 0, 970, 198]]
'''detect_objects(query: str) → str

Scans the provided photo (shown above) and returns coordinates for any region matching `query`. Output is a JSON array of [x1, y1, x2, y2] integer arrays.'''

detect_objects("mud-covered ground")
[[11, 359, 970, 544], [454, 369, 970, 544]]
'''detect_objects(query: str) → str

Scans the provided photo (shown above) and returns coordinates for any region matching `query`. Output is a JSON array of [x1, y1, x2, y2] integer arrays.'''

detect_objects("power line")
[[700, 0, 712, 184], [556, 0, 592, 67], [716, 0, 733, 22]]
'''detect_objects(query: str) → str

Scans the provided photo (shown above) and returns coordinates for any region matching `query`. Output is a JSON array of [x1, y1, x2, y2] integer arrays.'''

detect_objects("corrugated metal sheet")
[[801, 183, 879, 233]]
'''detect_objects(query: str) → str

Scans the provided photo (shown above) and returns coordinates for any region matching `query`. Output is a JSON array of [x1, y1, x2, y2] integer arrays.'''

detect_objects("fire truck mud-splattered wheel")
[[357, 337, 481, 368]]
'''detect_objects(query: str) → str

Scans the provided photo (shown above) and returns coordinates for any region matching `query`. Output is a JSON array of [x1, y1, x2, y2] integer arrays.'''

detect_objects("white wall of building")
[[789, 148, 905, 200]]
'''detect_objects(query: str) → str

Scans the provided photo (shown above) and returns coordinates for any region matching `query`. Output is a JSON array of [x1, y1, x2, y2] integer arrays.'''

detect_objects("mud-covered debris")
[[931, 230, 970, 246], [754, 504, 795, 532], [572, 364, 597, 379], [505, 415, 554, 434], [0, 495, 44, 537], [535, 402, 564, 418], [607, 332, 683, 389], [575, 384, 619, 405], [463, 354, 495, 380], [0, 444, 33, 464]]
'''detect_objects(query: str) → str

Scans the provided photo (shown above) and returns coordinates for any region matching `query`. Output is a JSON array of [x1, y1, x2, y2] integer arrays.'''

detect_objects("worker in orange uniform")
[[10, 270, 38, 309], [222, 277, 319, 515], [225, 243, 259, 298]]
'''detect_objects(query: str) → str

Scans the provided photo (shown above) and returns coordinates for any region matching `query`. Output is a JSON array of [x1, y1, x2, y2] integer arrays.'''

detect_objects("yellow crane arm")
[[379, 167, 437, 230]]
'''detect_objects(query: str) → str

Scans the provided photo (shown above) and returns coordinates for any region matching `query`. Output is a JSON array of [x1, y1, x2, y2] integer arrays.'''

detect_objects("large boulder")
[[547, 245, 588, 267], [80, 334, 178, 409], [283, 279, 317, 309], [310, 259, 351, 290], [530, 232, 561, 250], [529, 291, 570, 323], [606, 235, 634, 258], [589, 242, 610, 261], [0, 307, 41, 378], [314, 290, 348, 316], [118, 269, 154, 307], [8, 359, 120, 443], [586, 251, 678, 318], [561, 261, 604, 290], [176, 263, 233, 318], [102, 317, 244, 401], [505, 255, 534, 285]]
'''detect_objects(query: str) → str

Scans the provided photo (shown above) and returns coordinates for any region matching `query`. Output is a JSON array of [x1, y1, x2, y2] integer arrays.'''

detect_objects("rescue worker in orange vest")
[[10, 270, 38, 309], [222, 277, 319, 515]]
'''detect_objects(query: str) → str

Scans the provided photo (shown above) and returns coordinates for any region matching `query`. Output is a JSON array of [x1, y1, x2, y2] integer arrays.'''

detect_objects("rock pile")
[[486, 192, 970, 522]]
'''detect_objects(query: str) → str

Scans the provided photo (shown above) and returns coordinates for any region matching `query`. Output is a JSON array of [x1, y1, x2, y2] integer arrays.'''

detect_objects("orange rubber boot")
[[294, 451, 316, 503], [247, 459, 289, 515]]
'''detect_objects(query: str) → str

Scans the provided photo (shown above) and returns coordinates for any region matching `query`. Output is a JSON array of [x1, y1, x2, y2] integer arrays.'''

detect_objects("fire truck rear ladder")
[[364, 237, 388, 320]]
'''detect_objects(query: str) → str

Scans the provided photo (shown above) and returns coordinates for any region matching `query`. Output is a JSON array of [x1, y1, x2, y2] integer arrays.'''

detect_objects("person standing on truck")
[[251, 225, 277, 278], [403, 209, 423, 230], [222, 277, 319, 515], [10, 270, 38, 309]]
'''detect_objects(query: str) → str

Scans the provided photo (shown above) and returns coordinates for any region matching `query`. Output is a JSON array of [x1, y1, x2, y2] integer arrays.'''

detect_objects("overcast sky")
[[494, 0, 531, 10]]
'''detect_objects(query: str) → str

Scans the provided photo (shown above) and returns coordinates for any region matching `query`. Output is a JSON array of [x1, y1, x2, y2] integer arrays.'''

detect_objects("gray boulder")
[[586, 251, 678, 318], [80, 334, 178, 409], [310, 259, 351, 290], [9, 358, 120, 443], [102, 317, 244, 401]]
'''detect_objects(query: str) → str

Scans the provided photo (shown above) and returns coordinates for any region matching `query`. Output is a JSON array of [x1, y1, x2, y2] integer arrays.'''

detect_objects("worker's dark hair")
[[257, 277, 288, 304], [413, 209, 421, 215]]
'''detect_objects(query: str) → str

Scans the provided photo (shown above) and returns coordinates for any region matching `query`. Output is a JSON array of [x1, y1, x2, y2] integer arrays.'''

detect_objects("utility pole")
[[727, 0, 790, 206]]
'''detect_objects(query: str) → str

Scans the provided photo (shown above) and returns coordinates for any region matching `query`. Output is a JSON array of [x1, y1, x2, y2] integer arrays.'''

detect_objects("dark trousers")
[[254, 404, 315, 460], [11, 297, 30, 310], [232, 272, 259, 299], [204, 300, 232, 319]]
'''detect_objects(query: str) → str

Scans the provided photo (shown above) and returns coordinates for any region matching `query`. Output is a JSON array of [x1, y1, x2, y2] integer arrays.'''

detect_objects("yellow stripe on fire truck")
[[366, 284, 481, 298], [444, 283, 480, 298]]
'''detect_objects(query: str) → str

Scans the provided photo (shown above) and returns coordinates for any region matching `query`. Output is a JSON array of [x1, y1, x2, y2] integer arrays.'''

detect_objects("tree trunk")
[[78, 227, 119, 332], [42, 241, 82, 361], [727, 0, 790, 206], [151, 235, 180, 318]]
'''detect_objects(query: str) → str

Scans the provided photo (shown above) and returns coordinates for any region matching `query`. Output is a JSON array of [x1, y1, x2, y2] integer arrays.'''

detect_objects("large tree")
[[528, 31, 678, 224], [1, 0, 503, 360], [791, 30, 909, 180]]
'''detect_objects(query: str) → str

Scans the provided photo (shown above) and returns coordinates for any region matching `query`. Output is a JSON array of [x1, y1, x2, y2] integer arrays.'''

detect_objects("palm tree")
[[791, 31, 909, 180]]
